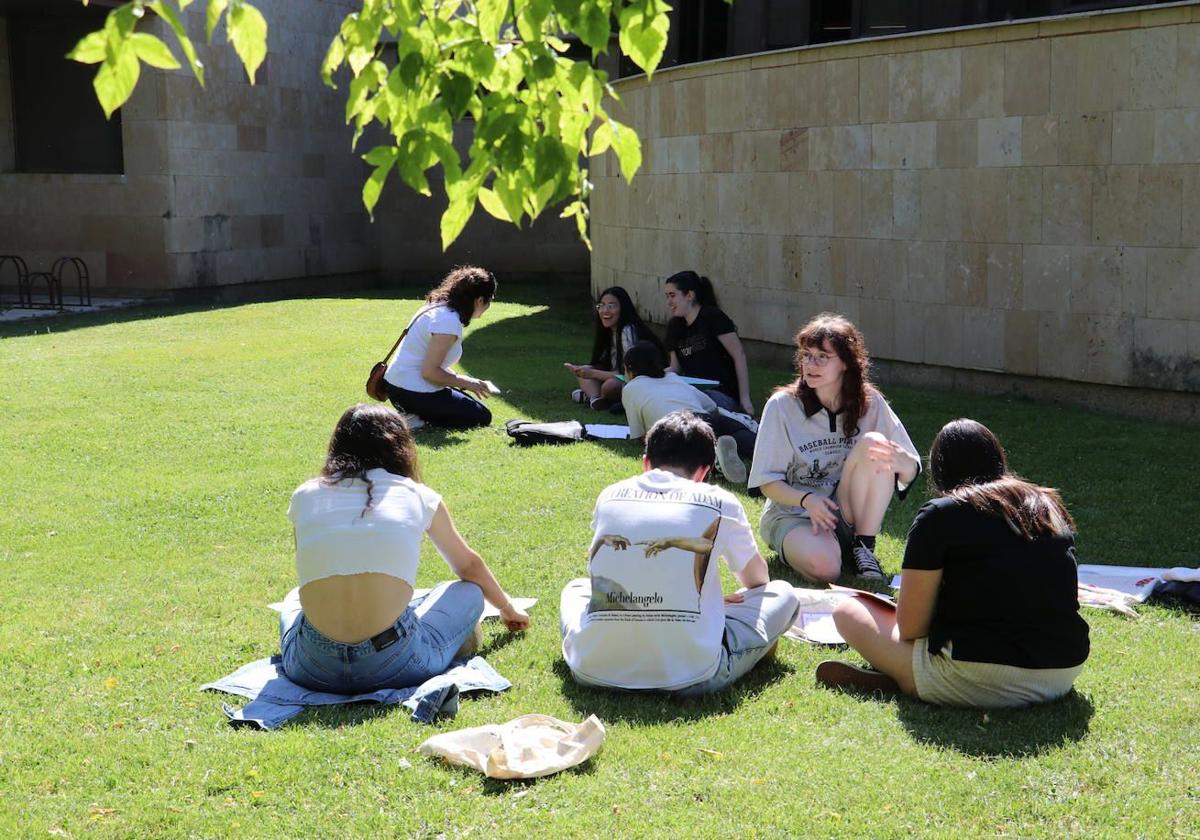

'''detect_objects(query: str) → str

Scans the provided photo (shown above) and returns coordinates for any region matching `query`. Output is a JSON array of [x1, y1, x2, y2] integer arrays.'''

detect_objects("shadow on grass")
[[894, 689, 1095, 759], [553, 655, 795, 727]]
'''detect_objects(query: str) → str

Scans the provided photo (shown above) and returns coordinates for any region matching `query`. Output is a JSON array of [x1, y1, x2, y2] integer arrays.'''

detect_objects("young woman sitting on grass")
[[748, 313, 920, 582], [817, 419, 1090, 708], [620, 341, 757, 484], [663, 271, 755, 417], [383, 265, 497, 430], [564, 285, 663, 411], [280, 404, 530, 694]]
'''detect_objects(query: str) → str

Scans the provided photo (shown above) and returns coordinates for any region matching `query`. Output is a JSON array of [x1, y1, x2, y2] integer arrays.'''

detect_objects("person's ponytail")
[[695, 275, 718, 308], [665, 270, 719, 309]]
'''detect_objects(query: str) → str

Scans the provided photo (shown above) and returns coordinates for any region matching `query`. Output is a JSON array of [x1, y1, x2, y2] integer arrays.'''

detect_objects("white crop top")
[[287, 468, 442, 588]]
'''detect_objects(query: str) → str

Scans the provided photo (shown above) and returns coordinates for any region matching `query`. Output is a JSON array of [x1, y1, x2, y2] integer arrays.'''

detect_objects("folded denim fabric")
[[201, 654, 510, 730]]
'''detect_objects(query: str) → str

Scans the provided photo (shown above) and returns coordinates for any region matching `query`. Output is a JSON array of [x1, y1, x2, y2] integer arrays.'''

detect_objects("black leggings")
[[701, 412, 756, 458], [387, 384, 491, 429]]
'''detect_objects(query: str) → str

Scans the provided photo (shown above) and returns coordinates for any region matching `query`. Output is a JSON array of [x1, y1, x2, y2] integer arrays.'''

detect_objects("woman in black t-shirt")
[[815, 419, 1089, 708], [663, 271, 754, 416]]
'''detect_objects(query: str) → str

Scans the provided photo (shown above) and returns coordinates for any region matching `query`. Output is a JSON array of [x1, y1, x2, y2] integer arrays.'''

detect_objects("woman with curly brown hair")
[[281, 404, 530, 693], [748, 313, 920, 582], [383, 266, 497, 430]]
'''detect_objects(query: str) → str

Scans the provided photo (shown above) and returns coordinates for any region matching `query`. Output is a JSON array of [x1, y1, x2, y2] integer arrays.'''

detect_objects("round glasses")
[[801, 352, 834, 367], [595, 303, 620, 312]]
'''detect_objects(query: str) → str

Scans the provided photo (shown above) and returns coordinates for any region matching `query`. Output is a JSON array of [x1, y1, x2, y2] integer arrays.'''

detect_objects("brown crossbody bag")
[[365, 304, 434, 401]]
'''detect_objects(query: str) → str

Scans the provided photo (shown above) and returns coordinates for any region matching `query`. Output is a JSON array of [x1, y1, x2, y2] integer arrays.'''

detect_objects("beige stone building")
[[0, 0, 585, 300], [591, 2, 1200, 416]]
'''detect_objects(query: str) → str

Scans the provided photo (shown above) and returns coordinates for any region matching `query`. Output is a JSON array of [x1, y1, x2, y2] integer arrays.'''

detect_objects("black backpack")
[[505, 419, 586, 446]]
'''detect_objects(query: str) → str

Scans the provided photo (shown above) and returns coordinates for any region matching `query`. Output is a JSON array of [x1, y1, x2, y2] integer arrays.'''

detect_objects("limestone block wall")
[[590, 3, 1200, 394], [160, 0, 373, 292], [0, 1, 372, 294]]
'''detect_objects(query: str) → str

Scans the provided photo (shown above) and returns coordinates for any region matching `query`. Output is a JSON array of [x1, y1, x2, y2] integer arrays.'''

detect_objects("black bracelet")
[[799, 491, 812, 508]]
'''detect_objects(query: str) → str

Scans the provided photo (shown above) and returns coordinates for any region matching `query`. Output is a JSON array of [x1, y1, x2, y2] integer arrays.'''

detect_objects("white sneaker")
[[402, 413, 426, 431], [570, 388, 588, 404], [715, 435, 747, 484]]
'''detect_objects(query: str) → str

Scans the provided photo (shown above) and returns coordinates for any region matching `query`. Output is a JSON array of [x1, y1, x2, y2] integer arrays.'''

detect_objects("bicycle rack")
[[52, 257, 91, 307], [0, 254, 29, 309], [1, 255, 90, 310]]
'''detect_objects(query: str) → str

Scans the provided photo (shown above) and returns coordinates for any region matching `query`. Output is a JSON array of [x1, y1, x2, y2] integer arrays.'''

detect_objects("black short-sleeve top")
[[902, 496, 1090, 669], [665, 306, 739, 399]]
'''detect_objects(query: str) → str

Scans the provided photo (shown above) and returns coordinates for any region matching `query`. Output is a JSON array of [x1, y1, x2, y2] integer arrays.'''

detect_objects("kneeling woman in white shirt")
[[282, 404, 530, 693], [383, 266, 497, 430]]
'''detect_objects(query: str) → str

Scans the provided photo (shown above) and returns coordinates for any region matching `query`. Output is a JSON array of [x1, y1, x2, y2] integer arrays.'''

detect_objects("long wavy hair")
[[589, 286, 664, 370], [426, 265, 497, 325], [780, 313, 873, 439], [320, 404, 421, 515], [930, 419, 1075, 539]]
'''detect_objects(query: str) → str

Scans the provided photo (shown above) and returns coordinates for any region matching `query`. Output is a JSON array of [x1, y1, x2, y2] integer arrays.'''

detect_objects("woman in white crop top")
[[281, 404, 530, 694], [383, 266, 497, 430]]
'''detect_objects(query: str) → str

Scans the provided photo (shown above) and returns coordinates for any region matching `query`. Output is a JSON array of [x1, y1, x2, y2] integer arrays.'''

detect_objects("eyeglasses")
[[595, 303, 620, 312], [801, 352, 834, 367]]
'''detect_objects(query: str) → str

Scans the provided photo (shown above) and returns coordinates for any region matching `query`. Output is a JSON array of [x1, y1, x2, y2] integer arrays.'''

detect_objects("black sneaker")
[[815, 660, 899, 694], [852, 544, 884, 580]]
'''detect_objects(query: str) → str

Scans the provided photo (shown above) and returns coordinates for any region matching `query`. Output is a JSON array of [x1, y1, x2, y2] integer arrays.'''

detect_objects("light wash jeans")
[[280, 580, 484, 694], [560, 579, 799, 695]]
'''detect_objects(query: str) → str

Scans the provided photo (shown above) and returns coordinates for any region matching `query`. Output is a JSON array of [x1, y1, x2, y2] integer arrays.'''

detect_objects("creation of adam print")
[[587, 517, 720, 614]]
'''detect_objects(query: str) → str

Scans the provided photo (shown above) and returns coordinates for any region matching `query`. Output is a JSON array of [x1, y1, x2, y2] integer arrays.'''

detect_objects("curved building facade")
[[590, 3, 1200, 416]]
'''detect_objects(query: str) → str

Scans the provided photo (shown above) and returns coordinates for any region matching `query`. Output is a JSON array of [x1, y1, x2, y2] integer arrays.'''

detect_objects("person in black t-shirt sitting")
[[663, 271, 754, 417], [815, 419, 1090, 708]]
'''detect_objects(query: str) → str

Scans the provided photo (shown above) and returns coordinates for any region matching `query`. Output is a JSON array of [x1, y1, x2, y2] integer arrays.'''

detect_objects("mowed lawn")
[[1, 282, 1197, 838]]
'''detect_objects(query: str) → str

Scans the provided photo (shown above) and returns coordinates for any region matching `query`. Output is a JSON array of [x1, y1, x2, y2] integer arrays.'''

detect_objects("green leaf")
[[129, 33, 181, 70], [476, 0, 509, 45], [477, 187, 511, 222], [362, 154, 397, 220], [608, 118, 641, 182], [590, 120, 613, 157], [93, 42, 140, 118], [206, 0, 230, 42], [515, 0, 552, 42], [321, 35, 345, 87], [617, 0, 669, 77], [438, 72, 474, 121], [575, 0, 612, 53], [228, 2, 268, 84], [440, 191, 475, 250], [149, 1, 205, 85], [67, 31, 107, 65]]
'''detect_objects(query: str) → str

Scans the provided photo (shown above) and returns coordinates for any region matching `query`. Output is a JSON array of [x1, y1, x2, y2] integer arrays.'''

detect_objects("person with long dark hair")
[[564, 286, 663, 410], [815, 419, 1089, 708], [663, 271, 754, 416], [384, 266, 497, 429], [748, 313, 920, 581], [280, 404, 530, 693]]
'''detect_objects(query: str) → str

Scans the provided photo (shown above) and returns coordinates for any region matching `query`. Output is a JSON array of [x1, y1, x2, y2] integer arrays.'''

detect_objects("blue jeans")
[[706, 389, 739, 412], [280, 580, 484, 694], [388, 384, 491, 429]]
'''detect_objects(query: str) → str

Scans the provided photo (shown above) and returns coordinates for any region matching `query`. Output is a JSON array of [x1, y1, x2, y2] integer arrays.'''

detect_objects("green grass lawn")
[[1, 282, 1197, 838]]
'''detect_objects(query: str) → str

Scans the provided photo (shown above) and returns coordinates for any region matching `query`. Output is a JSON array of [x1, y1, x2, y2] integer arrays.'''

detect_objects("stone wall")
[[590, 3, 1200, 396], [0, 0, 373, 294]]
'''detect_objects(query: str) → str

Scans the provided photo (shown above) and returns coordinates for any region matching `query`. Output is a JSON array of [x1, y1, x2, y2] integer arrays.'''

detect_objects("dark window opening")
[[619, 0, 1174, 76], [5, 3, 124, 174]]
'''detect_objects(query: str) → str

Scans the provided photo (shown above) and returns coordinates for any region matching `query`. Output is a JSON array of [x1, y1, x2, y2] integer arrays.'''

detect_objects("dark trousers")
[[388, 384, 492, 430], [702, 412, 756, 458]]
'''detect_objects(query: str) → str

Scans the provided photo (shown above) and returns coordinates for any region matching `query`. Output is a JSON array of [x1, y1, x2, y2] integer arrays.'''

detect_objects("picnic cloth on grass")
[[419, 714, 606, 779], [201, 654, 511, 730]]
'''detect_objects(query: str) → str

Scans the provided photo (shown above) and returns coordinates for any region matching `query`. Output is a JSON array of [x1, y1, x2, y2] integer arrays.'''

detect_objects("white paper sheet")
[[584, 424, 631, 440]]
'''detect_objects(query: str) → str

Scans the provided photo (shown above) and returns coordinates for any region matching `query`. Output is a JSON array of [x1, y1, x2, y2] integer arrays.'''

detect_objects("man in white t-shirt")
[[560, 411, 799, 693]]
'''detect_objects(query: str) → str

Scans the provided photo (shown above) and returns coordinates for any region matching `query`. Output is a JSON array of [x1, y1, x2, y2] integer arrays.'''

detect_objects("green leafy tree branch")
[[69, 0, 674, 248]]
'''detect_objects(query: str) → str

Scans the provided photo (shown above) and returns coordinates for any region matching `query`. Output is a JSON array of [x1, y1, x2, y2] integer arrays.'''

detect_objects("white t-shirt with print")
[[621, 372, 719, 439], [748, 386, 918, 519], [384, 304, 464, 393], [562, 469, 757, 690]]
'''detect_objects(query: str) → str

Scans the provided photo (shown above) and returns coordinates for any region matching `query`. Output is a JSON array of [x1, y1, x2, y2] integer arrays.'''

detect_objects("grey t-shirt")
[[748, 387, 918, 519], [622, 372, 718, 439]]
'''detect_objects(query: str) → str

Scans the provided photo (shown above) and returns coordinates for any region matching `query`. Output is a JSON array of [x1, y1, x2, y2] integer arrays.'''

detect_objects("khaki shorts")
[[760, 500, 852, 560], [911, 638, 1084, 709]]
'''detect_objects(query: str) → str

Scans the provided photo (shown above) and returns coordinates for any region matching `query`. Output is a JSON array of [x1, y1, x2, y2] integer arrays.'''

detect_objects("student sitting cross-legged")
[[560, 411, 800, 695], [620, 341, 757, 484], [816, 419, 1090, 708]]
